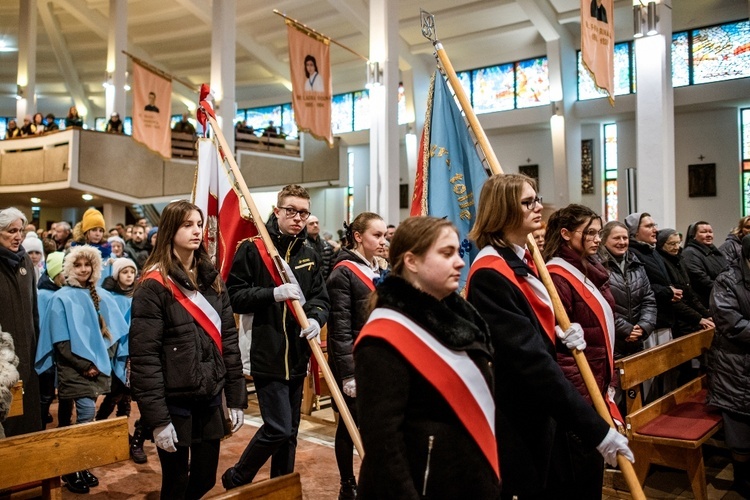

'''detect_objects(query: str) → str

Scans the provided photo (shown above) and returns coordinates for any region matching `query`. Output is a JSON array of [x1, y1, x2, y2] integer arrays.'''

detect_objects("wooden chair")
[[615, 328, 721, 500], [0, 417, 129, 499], [211, 472, 302, 500]]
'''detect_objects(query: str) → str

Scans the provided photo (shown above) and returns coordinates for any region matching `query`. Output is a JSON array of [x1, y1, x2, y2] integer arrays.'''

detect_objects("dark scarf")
[[0, 245, 25, 270], [375, 275, 492, 357]]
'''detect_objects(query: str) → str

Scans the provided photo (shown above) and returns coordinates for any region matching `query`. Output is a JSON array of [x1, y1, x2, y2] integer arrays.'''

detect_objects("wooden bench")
[[0, 416, 129, 499], [211, 472, 302, 499], [615, 328, 720, 500]]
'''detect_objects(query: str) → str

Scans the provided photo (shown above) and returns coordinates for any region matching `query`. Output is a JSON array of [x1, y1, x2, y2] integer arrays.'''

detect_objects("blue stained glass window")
[[281, 103, 297, 138], [94, 118, 106, 132], [743, 109, 750, 159], [0, 118, 6, 139], [692, 20, 750, 84], [246, 105, 281, 132], [516, 57, 550, 108], [234, 110, 246, 128], [456, 71, 472, 106], [332, 93, 353, 134], [672, 32, 690, 87], [578, 42, 633, 101], [353, 90, 370, 131], [472, 64, 514, 114], [124, 117, 132, 136]]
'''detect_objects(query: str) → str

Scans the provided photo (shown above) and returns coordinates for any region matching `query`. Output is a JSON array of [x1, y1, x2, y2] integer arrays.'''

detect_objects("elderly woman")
[[0, 207, 43, 435], [682, 221, 728, 308]]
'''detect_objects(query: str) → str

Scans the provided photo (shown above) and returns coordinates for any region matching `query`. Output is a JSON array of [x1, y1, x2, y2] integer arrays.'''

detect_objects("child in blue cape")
[[34, 245, 128, 494]]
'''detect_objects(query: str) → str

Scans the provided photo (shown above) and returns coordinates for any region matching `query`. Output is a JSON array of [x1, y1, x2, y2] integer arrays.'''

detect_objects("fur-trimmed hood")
[[374, 275, 492, 355], [63, 244, 103, 287]]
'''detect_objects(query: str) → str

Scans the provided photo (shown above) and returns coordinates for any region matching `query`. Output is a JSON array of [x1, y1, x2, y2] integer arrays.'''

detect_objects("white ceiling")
[[0, 0, 747, 118]]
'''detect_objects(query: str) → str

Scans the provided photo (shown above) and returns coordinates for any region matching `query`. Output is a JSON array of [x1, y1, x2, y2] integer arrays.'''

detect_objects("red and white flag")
[[193, 91, 258, 281]]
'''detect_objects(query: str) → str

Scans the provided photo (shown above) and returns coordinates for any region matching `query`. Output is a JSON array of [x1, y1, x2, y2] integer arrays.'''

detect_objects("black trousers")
[[334, 393, 358, 480], [232, 376, 304, 482], [156, 439, 220, 500], [95, 376, 131, 420]]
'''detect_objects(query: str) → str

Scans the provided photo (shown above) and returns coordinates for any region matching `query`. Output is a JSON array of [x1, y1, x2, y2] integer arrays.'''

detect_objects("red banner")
[[287, 21, 333, 147], [581, 0, 615, 103], [132, 62, 172, 158]]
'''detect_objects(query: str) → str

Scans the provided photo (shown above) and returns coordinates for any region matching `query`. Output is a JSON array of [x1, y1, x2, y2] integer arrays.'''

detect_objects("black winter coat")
[[355, 276, 499, 499], [708, 263, 750, 416], [658, 249, 711, 337], [719, 233, 742, 266], [130, 259, 246, 431], [0, 245, 42, 436], [682, 240, 728, 309], [600, 249, 657, 357], [326, 249, 377, 383], [629, 239, 675, 329], [227, 216, 329, 380], [466, 246, 609, 497]]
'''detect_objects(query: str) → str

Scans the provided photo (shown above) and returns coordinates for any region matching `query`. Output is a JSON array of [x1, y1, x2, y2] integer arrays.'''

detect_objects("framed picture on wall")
[[688, 163, 716, 197], [519, 164, 540, 189], [581, 139, 594, 194], [399, 183, 410, 209]]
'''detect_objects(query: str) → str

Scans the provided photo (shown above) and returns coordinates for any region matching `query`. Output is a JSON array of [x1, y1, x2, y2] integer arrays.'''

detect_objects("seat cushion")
[[636, 402, 721, 441]]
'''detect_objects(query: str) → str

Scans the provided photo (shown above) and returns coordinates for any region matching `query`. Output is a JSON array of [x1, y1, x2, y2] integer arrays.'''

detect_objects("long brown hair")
[[141, 200, 221, 293], [543, 204, 601, 262], [468, 174, 536, 249]]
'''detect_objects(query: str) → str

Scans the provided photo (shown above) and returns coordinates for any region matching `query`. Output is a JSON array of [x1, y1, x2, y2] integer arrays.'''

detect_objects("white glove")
[[555, 323, 587, 351], [230, 408, 244, 433], [300, 318, 321, 340], [154, 422, 178, 453], [596, 428, 635, 467], [273, 283, 302, 302], [342, 378, 357, 398]]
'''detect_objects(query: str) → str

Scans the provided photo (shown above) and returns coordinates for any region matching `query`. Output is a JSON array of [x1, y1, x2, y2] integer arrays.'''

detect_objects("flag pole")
[[198, 102, 365, 459], [419, 10, 644, 499]]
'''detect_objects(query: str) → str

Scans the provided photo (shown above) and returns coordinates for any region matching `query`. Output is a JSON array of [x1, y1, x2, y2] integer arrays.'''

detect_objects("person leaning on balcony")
[[172, 113, 195, 135], [106, 113, 124, 134], [65, 106, 83, 128]]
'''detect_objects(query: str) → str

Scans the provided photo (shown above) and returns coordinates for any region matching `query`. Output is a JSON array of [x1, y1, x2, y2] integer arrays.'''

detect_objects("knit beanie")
[[81, 208, 106, 234], [22, 233, 44, 255], [656, 228, 678, 251], [147, 226, 159, 242], [45, 252, 65, 279], [111, 258, 137, 282], [108, 235, 126, 248]]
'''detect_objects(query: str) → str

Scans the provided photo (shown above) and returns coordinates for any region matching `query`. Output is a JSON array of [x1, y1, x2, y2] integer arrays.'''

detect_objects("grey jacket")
[[599, 249, 657, 357]]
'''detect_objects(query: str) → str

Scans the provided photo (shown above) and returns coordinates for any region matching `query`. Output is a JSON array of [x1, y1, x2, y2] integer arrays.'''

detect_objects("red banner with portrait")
[[132, 62, 172, 158], [287, 21, 333, 147], [581, 0, 615, 104]]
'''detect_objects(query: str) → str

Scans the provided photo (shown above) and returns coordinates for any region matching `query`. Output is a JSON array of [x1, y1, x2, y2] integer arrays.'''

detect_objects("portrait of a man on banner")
[[287, 21, 333, 146], [132, 62, 172, 158]]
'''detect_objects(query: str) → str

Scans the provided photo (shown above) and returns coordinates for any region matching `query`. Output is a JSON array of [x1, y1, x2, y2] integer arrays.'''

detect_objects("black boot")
[[130, 420, 148, 464], [62, 472, 90, 494], [338, 477, 357, 500], [221, 467, 243, 490], [81, 469, 99, 487]]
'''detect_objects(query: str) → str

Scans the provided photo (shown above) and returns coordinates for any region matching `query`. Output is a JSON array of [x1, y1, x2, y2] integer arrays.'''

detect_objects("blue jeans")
[[75, 397, 96, 424]]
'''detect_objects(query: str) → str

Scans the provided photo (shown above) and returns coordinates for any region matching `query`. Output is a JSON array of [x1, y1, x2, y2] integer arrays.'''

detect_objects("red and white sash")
[[333, 260, 376, 292], [467, 246, 556, 344], [546, 257, 622, 424], [356, 308, 500, 479], [253, 238, 302, 322], [143, 270, 223, 354]]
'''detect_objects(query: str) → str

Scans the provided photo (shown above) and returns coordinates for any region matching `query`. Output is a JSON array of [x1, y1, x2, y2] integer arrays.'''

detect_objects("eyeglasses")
[[278, 206, 311, 220], [575, 229, 602, 239], [521, 196, 543, 210]]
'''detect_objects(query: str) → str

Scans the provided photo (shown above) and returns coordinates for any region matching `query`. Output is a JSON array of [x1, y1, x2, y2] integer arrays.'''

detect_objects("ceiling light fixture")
[[82, 194, 94, 201], [30, 197, 41, 203]]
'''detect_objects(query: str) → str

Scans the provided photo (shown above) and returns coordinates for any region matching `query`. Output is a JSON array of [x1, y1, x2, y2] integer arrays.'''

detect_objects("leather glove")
[[342, 378, 357, 398], [300, 318, 321, 340], [555, 323, 587, 351], [596, 427, 635, 467], [230, 408, 244, 433], [154, 422, 178, 453], [273, 283, 302, 302]]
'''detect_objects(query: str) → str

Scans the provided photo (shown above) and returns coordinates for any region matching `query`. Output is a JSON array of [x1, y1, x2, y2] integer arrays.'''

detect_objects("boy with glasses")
[[223, 184, 330, 489]]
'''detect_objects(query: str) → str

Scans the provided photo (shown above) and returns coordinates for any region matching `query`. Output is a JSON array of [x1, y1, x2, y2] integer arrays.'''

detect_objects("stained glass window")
[[742, 109, 750, 216], [246, 105, 281, 132], [397, 83, 408, 125], [234, 110, 246, 128], [604, 123, 618, 221], [353, 90, 370, 131], [671, 32, 690, 87], [281, 103, 297, 138], [692, 21, 750, 84], [472, 64, 514, 114], [456, 71, 472, 105], [332, 93, 354, 134], [578, 42, 633, 101], [124, 118, 132, 136], [94, 118, 106, 132], [516, 58, 550, 108], [0, 118, 6, 140]]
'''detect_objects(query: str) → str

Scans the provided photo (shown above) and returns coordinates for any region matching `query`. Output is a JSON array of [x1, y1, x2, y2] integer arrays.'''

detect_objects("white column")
[[211, 0, 236, 151], [368, 0, 399, 224], [16, 0, 37, 120], [634, 1, 675, 228], [102, 203, 127, 227], [106, 0, 127, 123]]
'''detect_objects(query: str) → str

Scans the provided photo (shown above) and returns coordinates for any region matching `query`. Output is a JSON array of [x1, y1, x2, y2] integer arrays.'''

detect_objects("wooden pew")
[[615, 328, 721, 500], [0, 416, 129, 499], [8, 381, 22, 417], [211, 472, 302, 500]]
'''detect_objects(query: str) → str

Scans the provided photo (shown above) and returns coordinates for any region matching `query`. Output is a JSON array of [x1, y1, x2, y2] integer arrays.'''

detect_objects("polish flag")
[[194, 87, 258, 281]]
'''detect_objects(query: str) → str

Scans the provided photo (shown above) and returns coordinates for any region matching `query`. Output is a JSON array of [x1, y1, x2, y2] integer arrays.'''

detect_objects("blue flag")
[[411, 71, 489, 289]]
